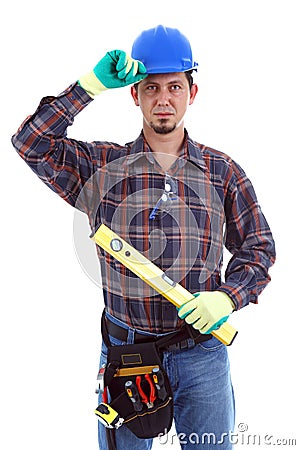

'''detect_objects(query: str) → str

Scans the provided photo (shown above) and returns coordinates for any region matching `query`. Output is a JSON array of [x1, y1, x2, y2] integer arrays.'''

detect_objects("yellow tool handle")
[[92, 224, 238, 346]]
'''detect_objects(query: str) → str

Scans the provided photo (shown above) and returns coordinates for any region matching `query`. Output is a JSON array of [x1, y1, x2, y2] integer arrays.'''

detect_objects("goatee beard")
[[150, 119, 177, 135]]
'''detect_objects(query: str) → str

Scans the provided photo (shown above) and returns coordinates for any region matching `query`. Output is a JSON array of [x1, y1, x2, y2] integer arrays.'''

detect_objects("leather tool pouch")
[[99, 313, 174, 439]]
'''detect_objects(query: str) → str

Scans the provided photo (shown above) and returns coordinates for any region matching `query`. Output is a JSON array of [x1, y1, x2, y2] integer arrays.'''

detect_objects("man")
[[12, 25, 275, 450]]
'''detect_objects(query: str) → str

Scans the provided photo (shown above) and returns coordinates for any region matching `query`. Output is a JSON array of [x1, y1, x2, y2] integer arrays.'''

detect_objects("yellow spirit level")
[[92, 224, 238, 346]]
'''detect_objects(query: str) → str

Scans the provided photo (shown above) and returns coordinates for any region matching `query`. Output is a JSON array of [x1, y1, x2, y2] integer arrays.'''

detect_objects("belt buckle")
[[166, 342, 180, 352], [166, 339, 189, 352], [180, 339, 188, 350]]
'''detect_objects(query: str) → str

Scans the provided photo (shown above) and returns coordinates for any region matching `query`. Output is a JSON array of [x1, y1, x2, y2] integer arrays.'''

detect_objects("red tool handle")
[[145, 373, 156, 403], [102, 386, 108, 404], [136, 376, 148, 404]]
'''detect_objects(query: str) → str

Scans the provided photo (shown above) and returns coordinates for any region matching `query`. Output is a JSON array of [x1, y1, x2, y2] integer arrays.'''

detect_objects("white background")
[[1, 0, 299, 449]]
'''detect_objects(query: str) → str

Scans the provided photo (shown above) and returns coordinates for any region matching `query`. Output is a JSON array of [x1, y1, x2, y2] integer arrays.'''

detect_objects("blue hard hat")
[[131, 25, 198, 74]]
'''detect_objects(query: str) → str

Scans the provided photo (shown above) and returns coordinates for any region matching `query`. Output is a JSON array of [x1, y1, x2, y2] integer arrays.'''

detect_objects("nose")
[[156, 87, 170, 106]]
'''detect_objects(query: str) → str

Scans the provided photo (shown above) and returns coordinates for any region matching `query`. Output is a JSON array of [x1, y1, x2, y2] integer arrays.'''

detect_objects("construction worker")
[[12, 25, 275, 450]]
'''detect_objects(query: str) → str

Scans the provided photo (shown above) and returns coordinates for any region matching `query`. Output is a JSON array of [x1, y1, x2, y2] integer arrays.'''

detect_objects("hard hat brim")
[[144, 62, 198, 74]]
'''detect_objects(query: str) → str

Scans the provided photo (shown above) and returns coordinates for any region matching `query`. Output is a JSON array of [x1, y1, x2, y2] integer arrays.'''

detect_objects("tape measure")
[[94, 402, 124, 429], [91, 224, 238, 346]]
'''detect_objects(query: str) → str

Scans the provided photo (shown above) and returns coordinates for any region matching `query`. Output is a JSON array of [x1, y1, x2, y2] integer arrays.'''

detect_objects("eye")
[[170, 85, 181, 91], [146, 85, 157, 91]]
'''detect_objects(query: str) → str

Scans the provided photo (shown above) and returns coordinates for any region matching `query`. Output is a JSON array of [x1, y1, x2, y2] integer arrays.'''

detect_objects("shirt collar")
[[125, 130, 208, 173], [186, 134, 208, 172]]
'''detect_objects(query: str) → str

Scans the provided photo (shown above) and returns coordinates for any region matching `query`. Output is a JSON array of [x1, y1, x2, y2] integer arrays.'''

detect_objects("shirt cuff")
[[39, 82, 93, 117], [217, 281, 255, 311]]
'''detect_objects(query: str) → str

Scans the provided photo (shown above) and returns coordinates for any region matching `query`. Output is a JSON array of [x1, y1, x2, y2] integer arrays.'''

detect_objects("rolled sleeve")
[[218, 161, 276, 309], [11, 83, 95, 206]]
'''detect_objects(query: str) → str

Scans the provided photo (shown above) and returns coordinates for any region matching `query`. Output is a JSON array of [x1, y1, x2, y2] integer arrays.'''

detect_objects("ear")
[[189, 83, 198, 105], [131, 85, 139, 106]]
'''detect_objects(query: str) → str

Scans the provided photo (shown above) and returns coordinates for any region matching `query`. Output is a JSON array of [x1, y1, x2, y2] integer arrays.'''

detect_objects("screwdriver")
[[125, 380, 143, 411], [145, 373, 156, 407], [152, 368, 168, 401]]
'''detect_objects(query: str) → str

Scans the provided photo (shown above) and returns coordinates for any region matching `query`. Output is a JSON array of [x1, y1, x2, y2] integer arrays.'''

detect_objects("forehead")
[[140, 72, 188, 86]]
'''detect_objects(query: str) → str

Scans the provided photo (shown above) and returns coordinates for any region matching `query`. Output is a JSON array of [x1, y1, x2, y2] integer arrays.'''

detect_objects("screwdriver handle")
[[145, 373, 156, 404], [152, 368, 168, 401], [125, 380, 143, 411]]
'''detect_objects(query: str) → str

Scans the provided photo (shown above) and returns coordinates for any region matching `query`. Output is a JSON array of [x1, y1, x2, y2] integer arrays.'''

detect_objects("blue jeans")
[[98, 313, 235, 450]]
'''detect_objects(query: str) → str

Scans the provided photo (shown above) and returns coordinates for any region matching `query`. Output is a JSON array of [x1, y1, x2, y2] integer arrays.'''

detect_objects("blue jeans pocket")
[[197, 336, 224, 352]]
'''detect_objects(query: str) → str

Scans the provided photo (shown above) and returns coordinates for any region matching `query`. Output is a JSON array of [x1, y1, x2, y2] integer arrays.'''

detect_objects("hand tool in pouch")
[[152, 367, 168, 401], [125, 380, 143, 411]]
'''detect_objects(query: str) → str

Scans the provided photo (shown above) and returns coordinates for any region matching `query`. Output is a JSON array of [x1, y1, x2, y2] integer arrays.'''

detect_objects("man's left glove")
[[178, 291, 235, 334]]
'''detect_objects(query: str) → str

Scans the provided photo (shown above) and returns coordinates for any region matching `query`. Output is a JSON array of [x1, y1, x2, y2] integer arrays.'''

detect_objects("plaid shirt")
[[12, 82, 276, 333]]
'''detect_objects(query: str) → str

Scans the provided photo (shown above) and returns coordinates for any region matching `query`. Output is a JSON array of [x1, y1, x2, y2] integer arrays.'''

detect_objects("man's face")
[[131, 73, 198, 135]]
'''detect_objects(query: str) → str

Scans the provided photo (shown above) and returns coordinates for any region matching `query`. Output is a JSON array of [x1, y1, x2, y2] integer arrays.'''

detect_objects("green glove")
[[178, 291, 235, 334], [78, 50, 147, 97]]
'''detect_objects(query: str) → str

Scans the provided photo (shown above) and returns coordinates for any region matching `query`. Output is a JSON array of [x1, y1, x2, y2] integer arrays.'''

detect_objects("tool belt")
[[96, 311, 212, 445], [105, 314, 212, 351]]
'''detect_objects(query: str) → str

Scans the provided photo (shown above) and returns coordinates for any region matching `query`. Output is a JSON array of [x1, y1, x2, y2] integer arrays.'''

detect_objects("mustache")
[[152, 107, 176, 114]]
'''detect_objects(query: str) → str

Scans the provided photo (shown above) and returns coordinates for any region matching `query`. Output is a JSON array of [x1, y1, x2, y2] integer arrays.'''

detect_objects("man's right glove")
[[78, 50, 147, 98]]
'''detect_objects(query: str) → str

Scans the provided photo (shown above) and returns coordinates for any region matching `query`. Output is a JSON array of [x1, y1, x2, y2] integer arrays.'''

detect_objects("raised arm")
[[11, 50, 147, 207]]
